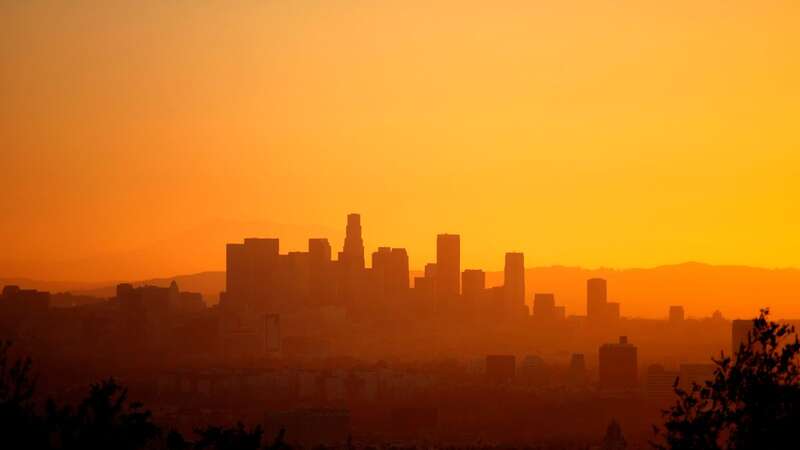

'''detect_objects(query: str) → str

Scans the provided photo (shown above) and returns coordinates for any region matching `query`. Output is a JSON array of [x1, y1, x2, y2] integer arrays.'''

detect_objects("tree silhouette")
[[45, 378, 161, 450], [653, 309, 800, 450], [0, 340, 47, 448]]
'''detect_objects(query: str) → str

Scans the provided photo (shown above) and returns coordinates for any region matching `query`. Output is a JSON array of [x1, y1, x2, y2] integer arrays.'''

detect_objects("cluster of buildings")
[[0, 285, 50, 315], [0, 213, 771, 404], [0, 212, 788, 446], [220, 213, 628, 325]]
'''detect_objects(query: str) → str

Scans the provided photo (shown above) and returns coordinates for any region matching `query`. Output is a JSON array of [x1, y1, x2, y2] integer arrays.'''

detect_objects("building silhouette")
[[503, 252, 525, 311], [533, 293, 556, 320], [340, 213, 365, 271], [462, 269, 486, 311], [462, 269, 486, 298], [436, 234, 460, 300], [669, 305, 685, 323], [598, 336, 638, 391], [0, 285, 50, 315], [225, 237, 281, 313], [372, 247, 410, 297], [587, 278, 607, 320]]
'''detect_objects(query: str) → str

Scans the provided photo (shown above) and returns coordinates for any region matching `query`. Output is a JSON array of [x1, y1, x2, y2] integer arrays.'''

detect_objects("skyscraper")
[[533, 293, 556, 320], [587, 278, 607, 320], [462, 269, 486, 300], [389, 248, 410, 292], [424, 263, 438, 280], [503, 252, 525, 308], [371, 247, 410, 296], [436, 234, 460, 299], [309, 238, 332, 263], [308, 238, 335, 306], [225, 238, 280, 312], [340, 213, 365, 271]]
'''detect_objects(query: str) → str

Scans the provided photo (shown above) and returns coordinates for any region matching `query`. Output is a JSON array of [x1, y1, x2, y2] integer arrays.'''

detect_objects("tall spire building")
[[340, 213, 365, 271]]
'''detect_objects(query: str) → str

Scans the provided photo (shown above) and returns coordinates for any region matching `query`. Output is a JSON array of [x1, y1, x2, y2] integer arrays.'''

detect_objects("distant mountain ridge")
[[0, 272, 226, 304], [3, 262, 800, 319]]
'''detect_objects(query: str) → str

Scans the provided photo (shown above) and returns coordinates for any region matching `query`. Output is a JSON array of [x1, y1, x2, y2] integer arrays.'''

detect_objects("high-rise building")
[[669, 305, 685, 323], [587, 278, 607, 320], [371, 247, 410, 296], [308, 238, 336, 305], [533, 293, 556, 320], [413, 276, 435, 304], [503, 252, 525, 307], [436, 234, 460, 299], [488, 286, 505, 314], [225, 243, 247, 301], [462, 269, 486, 300], [225, 238, 280, 312], [598, 336, 638, 391], [309, 238, 332, 263], [424, 263, 437, 282], [340, 213, 365, 271], [390, 248, 409, 291]]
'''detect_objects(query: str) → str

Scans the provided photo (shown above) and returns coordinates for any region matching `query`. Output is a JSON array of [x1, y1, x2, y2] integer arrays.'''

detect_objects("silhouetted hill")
[[0, 277, 108, 294], [71, 271, 226, 304], [0, 272, 225, 304]]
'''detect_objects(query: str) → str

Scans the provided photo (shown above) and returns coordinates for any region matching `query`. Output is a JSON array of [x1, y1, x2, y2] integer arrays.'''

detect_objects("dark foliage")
[[44, 378, 161, 450], [653, 309, 800, 450], [0, 340, 288, 450]]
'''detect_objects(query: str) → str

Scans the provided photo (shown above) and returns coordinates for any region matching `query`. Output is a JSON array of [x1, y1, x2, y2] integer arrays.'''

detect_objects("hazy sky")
[[2, 0, 799, 281]]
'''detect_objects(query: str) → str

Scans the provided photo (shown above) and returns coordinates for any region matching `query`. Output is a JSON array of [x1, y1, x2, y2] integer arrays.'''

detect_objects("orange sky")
[[1, 0, 799, 282]]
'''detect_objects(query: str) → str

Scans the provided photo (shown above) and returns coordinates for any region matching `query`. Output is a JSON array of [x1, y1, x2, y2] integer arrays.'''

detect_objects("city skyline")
[[6, 211, 800, 319]]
